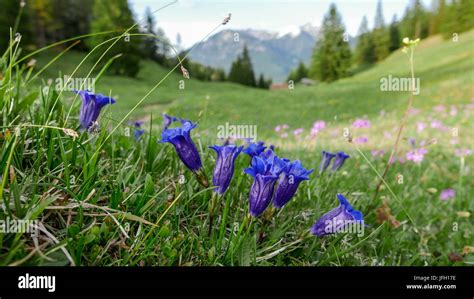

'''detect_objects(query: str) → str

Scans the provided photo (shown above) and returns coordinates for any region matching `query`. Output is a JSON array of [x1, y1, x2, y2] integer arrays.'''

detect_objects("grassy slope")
[[18, 31, 473, 266], [36, 31, 473, 136], [35, 30, 474, 161]]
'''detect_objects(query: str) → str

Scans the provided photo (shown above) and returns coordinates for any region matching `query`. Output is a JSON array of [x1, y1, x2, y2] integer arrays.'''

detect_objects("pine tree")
[[429, 0, 446, 35], [228, 56, 242, 84], [373, 0, 389, 61], [88, 0, 141, 77], [440, 0, 458, 38], [228, 44, 256, 87], [295, 62, 309, 80], [309, 4, 352, 82], [258, 74, 266, 88], [142, 7, 158, 60], [457, 0, 474, 33], [141, 7, 170, 65], [155, 27, 171, 63], [388, 15, 401, 52], [354, 16, 376, 65], [401, 0, 429, 39], [240, 45, 256, 86], [51, 0, 93, 48], [439, 0, 474, 39], [413, 0, 430, 38], [265, 77, 273, 89], [287, 61, 309, 82]]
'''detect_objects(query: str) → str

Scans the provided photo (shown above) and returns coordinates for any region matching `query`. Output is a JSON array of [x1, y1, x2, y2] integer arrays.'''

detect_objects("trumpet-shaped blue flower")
[[209, 144, 243, 194], [160, 119, 202, 172], [243, 141, 266, 158], [133, 121, 145, 141], [311, 194, 364, 237], [273, 160, 313, 209], [244, 150, 287, 217], [332, 151, 350, 171], [319, 151, 336, 173], [74, 90, 116, 130]]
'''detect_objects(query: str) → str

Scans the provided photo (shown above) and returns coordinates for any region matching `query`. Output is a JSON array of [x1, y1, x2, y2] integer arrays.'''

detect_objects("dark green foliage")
[[173, 51, 227, 82], [429, 0, 446, 35], [23, 0, 93, 50], [373, 0, 389, 61], [211, 68, 227, 82], [309, 4, 352, 82], [0, 0, 33, 54], [228, 44, 256, 87], [287, 62, 309, 83], [88, 0, 141, 77], [50, 0, 93, 50], [440, 0, 474, 39], [141, 7, 170, 65], [388, 15, 401, 52], [355, 16, 377, 66], [257, 73, 272, 89], [400, 0, 430, 39]]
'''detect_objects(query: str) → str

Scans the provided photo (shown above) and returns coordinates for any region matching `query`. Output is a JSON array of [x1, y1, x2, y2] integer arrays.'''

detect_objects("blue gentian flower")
[[319, 151, 336, 173], [311, 194, 364, 237], [74, 90, 116, 130], [259, 149, 290, 174], [243, 141, 266, 158], [244, 150, 286, 217], [160, 119, 203, 173], [133, 121, 145, 141], [209, 144, 243, 194], [332, 151, 350, 171], [273, 160, 313, 209]]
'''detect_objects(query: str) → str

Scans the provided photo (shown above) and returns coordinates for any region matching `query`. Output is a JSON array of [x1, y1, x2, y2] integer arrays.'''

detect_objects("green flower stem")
[[208, 191, 220, 237], [194, 168, 209, 188]]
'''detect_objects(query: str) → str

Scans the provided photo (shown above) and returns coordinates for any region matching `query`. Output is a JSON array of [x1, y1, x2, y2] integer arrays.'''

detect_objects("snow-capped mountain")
[[188, 24, 321, 82]]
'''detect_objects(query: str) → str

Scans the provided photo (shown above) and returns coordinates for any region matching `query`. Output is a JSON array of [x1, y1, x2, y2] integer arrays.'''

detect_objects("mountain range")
[[188, 24, 321, 82]]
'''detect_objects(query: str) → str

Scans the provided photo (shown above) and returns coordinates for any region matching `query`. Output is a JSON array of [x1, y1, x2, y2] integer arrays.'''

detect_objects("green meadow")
[[1, 30, 472, 266]]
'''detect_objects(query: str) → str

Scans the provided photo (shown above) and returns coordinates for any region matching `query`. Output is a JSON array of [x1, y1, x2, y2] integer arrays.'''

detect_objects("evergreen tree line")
[[289, 0, 474, 83], [0, 0, 228, 80], [227, 44, 272, 89]]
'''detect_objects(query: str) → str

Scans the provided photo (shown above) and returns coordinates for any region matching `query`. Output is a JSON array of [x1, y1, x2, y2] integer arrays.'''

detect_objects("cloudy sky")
[[129, 0, 432, 48]]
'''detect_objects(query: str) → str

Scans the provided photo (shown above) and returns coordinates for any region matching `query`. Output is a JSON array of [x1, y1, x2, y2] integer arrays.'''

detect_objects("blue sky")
[[129, 0, 432, 47]]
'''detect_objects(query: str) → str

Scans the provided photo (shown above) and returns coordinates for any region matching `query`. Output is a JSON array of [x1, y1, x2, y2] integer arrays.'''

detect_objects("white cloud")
[[159, 21, 219, 48]]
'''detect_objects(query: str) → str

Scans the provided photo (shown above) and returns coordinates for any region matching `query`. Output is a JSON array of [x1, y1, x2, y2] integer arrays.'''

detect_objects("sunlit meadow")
[[0, 12, 473, 267]]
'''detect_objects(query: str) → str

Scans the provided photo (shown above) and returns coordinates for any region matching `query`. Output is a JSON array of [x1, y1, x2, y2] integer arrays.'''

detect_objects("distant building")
[[270, 83, 288, 90], [300, 78, 316, 86]]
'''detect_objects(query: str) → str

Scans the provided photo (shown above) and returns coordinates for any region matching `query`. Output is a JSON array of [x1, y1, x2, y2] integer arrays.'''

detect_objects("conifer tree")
[[401, 0, 429, 39], [89, 0, 141, 77], [228, 44, 256, 87], [373, 0, 389, 61], [429, 0, 446, 35], [287, 61, 309, 82], [388, 15, 401, 52], [354, 16, 376, 65], [309, 4, 351, 82]]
